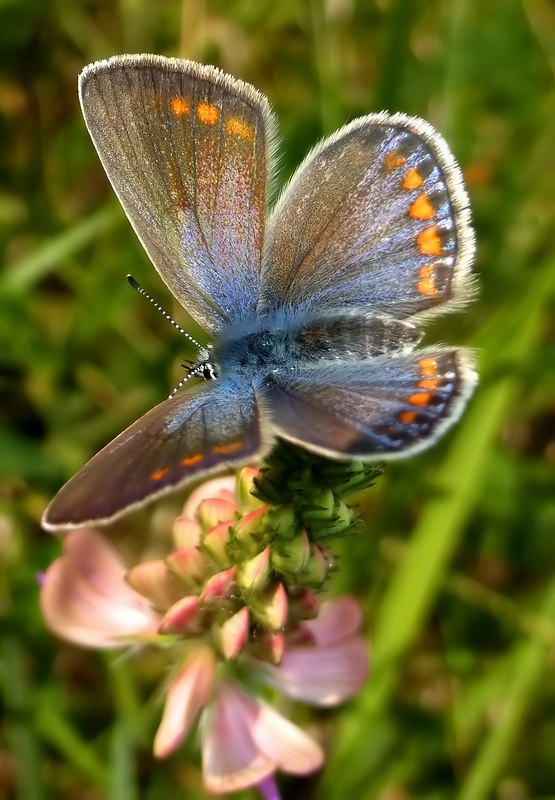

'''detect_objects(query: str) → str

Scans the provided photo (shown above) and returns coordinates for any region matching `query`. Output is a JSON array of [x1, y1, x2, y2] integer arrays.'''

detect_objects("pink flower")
[[256, 596, 369, 706], [151, 598, 367, 794], [40, 529, 159, 648], [41, 471, 370, 796], [154, 653, 324, 793]]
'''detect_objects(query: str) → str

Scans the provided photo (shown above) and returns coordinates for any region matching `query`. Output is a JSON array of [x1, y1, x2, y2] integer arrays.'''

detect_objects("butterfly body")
[[42, 54, 477, 530], [213, 314, 294, 380]]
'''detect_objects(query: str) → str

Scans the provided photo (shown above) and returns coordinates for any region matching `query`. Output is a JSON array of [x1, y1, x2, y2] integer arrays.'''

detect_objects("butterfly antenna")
[[168, 364, 205, 399], [127, 274, 203, 350]]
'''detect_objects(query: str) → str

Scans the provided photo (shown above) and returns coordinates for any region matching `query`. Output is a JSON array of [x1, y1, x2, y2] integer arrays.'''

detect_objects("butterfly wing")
[[42, 380, 271, 530], [79, 55, 276, 332], [261, 349, 476, 458], [259, 113, 475, 320]]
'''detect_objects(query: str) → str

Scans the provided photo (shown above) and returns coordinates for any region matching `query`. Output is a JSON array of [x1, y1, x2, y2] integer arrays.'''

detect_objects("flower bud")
[[159, 595, 201, 634], [126, 560, 184, 611], [310, 500, 357, 539], [202, 521, 232, 568], [252, 467, 288, 504], [235, 467, 265, 511], [248, 630, 285, 664], [236, 545, 270, 592], [288, 587, 319, 620], [302, 488, 336, 521], [264, 505, 297, 539], [197, 498, 236, 532], [172, 515, 202, 548], [232, 507, 267, 551], [298, 545, 330, 586], [166, 547, 207, 589], [219, 606, 249, 660], [200, 566, 237, 602], [271, 530, 310, 575], [250, 581, 288, 630]]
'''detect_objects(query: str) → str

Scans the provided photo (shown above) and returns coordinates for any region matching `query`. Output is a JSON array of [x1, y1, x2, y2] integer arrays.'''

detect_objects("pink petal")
[[41, 554, 159, 648], [61, 530, 132, 604], [301, 597, 363, 645], [220, 606, 249, 660], [202, 682, 274, 793], [251, 699, 323, 776], [182, 477, 237, 518], [154, 647, 216, 758], [263, 638, 369, 706]]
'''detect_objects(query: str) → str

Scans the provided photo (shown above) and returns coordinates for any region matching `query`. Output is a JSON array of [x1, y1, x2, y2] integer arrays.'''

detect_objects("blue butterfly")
[[42, 54, 477, 530]]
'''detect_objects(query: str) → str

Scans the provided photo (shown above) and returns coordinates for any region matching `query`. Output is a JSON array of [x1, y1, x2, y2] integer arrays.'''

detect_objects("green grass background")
[[1, 1, 554, 798]]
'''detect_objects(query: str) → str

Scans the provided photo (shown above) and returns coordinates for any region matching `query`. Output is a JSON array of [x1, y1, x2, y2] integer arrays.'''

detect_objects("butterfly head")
[[194, 346, 218, 381]]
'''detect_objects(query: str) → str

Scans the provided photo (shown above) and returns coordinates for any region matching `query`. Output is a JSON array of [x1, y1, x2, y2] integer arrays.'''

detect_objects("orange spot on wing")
[[212, 439, 244, 456], [399, 410, 418, 424], [150, 467, 171, 482], [226, 116, 253, 140], [171, 96, 190, 116], [409, 391, 432, 406], [384, 152, 406, 170], [403, 167, 424, 190], [418, 378, 441, 390], [417, 265, 437, 296], [417, 226, 442, 256], [181, 453, 203, 467], [409, 193, 435, 220], [197, 102, 219, 125], [419, 358, 438, 377]]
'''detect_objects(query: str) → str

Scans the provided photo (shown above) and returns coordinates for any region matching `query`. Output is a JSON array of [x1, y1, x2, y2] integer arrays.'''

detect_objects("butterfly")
[[42, 54, 477, 530]]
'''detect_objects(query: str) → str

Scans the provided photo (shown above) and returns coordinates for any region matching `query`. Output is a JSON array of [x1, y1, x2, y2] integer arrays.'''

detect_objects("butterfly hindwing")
[[259, 113, 475, 321], [79, 55, 276, 333], [42, 380, 271, 530], [262, 349, 477, 458]]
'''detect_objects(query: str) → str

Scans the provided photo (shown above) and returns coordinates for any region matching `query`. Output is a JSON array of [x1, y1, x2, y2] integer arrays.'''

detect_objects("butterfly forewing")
[[42, 381, 271, 530], [79, 55, 276, 332], [260, 113, 475, 321]]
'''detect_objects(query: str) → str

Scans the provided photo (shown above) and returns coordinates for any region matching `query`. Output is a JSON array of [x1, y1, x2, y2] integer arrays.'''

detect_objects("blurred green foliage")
[[1, 0, 554, 798]]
